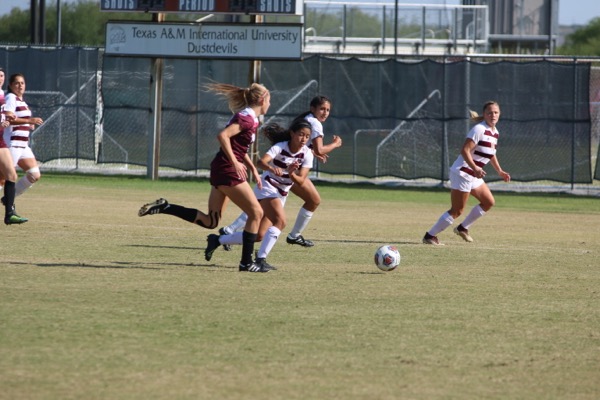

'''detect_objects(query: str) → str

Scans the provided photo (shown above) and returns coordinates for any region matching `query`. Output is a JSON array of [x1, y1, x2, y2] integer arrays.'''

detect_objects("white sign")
[[105, 22, 302, 59]]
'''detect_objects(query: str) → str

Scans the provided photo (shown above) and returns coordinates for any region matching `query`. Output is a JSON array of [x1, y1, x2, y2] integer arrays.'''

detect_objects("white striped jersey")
[[3, 93, 33, 145], [261, 141, 314, 197], [451, 121, 499, 178]]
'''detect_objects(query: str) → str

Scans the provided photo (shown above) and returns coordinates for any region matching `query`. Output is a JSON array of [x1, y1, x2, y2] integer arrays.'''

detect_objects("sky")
[[0, 0, 599, 26]]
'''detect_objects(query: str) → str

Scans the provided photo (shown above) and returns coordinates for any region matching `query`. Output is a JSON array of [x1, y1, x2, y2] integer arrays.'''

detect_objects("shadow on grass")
[[3, 260, 222, 270], [317, 239, 421, 245], [126, 244, 202, 251]]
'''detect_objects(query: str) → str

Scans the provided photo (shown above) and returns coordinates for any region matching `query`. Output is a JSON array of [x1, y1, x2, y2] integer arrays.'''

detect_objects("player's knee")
[[481, 199, 495, 211], [449, 208, 463, 219], [26, 167, 41, 183], [247, 206, 263, 222]]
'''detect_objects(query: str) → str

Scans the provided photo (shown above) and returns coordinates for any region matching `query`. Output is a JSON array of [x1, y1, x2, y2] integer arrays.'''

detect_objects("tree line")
[[1, 0, 599, 56]]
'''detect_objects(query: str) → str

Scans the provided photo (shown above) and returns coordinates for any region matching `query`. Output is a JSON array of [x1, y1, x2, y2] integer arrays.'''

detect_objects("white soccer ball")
[[374, 245, 401, 271]]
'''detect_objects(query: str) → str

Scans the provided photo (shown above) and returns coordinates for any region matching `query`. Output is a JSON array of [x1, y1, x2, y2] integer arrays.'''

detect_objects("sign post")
[[102, 1, 303, 179]]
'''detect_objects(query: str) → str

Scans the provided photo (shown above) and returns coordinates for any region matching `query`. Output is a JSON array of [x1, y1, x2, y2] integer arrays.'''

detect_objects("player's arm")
[[460, 138, 485, 179], [217, 123, 249, 180], [311, 135, 342, 158], [289, 165, 310, 186], [257, 153, 283, 177], [243, 152, 263, 189], [489, 155, 511, 182]]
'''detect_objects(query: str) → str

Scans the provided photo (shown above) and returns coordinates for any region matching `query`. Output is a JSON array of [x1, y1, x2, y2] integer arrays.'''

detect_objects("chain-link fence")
[[1, 46, 599, 195]]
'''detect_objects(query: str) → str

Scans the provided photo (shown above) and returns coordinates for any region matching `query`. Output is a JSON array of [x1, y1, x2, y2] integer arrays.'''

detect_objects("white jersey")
[[3, 92, 33, 147], [255, 140, 313, 199], [304, 113, 324, 145], [451, 121, 499, 178]]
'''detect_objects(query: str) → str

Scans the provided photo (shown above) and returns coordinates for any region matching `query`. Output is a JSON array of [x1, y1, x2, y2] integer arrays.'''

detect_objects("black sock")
[[160, 204, 198, 223], [4, 180, 16, 216], [241, 230, 257, 265]]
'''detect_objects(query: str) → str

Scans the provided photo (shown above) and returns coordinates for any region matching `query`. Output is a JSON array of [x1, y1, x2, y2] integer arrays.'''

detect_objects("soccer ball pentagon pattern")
[[374, 245, 401, 271]]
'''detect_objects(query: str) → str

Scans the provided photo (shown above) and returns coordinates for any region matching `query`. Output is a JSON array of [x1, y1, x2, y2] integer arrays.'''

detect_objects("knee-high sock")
[[225, 212, 248, 234], [219, 231, 244, 247], [257, 226, 281, 259], [241, 231, 257, 265], [461, 205, 486, 230], [3, 181, 15, 216], [428, 212, 454, 236], [289, 207, 313, 238], [15, 175, 35, 197], [160, 204, 198, 223]]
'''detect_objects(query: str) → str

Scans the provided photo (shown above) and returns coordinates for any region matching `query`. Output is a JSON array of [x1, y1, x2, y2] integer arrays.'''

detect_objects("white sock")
[[219, 231, 244, 246], [461, 205, 486, 230], [257, 226, 281, 259], [15, 175, 34, 197], [226, 212, 248, 233], [288, 207, 313, 238], [428, 212, 454, 236]]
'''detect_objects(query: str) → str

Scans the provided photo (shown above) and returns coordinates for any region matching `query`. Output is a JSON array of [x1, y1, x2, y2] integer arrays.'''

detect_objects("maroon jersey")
[[210, 108, 258, 187]]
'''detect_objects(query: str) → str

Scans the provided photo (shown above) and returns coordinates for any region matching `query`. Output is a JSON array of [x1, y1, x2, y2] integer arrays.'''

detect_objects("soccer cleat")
[[255, 257, 277, 271], [286, 234, 314, 247], [422, 232, 443, 246], [239, 262, 270, 273], [4, 213, 28, 225], [453, 224, 474, 242], [218, 227, 232, 251], [204, 234, 221, 261], [138, 198, 168, 217]]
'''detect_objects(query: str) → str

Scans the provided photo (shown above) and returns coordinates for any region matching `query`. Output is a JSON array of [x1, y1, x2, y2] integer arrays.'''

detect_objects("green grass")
[[1, 174, 599, 399]]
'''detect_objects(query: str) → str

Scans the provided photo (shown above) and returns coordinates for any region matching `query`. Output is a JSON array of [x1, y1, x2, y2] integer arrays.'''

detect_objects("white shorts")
[[449, 169, 485, 192], [254, 181, 288, 207], [10, 145, 35, 167]]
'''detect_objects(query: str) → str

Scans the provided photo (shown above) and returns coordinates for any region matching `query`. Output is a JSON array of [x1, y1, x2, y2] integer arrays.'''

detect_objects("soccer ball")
[[374, 245, 401, 271]]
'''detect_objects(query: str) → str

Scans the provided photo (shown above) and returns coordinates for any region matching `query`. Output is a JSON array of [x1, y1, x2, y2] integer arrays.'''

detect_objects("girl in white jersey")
[[218, 96, 343, 248], [423, 101, 511, 245], [0, 67, 5, 105], [205, 119, 314, 270], [1, 73, 44, 204]]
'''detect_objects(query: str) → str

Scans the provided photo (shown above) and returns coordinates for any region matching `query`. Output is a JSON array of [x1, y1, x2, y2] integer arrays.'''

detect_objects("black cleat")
[[255, 257, 277, 271], [138, 198, 169, 217], [205, 234, 220, 261], [239, 262, 270, 273], [218, 227, 232, 251], [286, 234, 314, 247]]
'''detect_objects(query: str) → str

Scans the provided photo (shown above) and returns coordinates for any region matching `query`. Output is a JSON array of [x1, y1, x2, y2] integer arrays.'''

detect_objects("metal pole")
[[147, 13, 165, 180], [249, 14, 263, 168], [57, 0, 62, 45]]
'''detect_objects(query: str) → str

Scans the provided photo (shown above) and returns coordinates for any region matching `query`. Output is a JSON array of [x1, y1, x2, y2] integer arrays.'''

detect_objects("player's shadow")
[[2, 260, 219, 270], [318, 239, 419, 246], [127, 244, 201, 251]]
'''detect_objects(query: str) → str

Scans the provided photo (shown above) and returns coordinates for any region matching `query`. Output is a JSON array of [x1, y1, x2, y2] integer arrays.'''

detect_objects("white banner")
[[105, 22, 303, 59]]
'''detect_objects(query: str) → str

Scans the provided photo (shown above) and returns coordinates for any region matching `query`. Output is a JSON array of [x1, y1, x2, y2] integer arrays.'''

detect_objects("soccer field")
[[1, 174, 599, 399]]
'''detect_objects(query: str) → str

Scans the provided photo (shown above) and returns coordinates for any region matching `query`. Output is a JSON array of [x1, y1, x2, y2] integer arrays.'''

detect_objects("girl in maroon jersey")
[[139, 82, 272, 273], [423, 101, 511, 245]]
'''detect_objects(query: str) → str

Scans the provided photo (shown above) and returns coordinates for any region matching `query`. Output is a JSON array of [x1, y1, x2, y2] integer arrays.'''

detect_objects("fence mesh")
[[0, 46, 598, 193]]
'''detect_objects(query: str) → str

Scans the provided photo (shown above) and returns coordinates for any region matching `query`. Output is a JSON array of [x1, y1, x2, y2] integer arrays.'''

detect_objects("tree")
[[557, 17, 600, 56], [0, 0, 199, 46]]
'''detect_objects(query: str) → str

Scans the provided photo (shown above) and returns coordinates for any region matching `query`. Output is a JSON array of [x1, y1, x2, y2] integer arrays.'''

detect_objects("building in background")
[[464, 0, 559, 53]]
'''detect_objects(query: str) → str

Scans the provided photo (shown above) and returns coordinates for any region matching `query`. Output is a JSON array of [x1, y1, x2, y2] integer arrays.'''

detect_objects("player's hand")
[[500, 171, 511, 182], [331, 135, 342, 147], [234, 161, 248, 181], [474, 167, 486, 178], [316, 153, 328, 163], [287, 160, 301, 173]]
